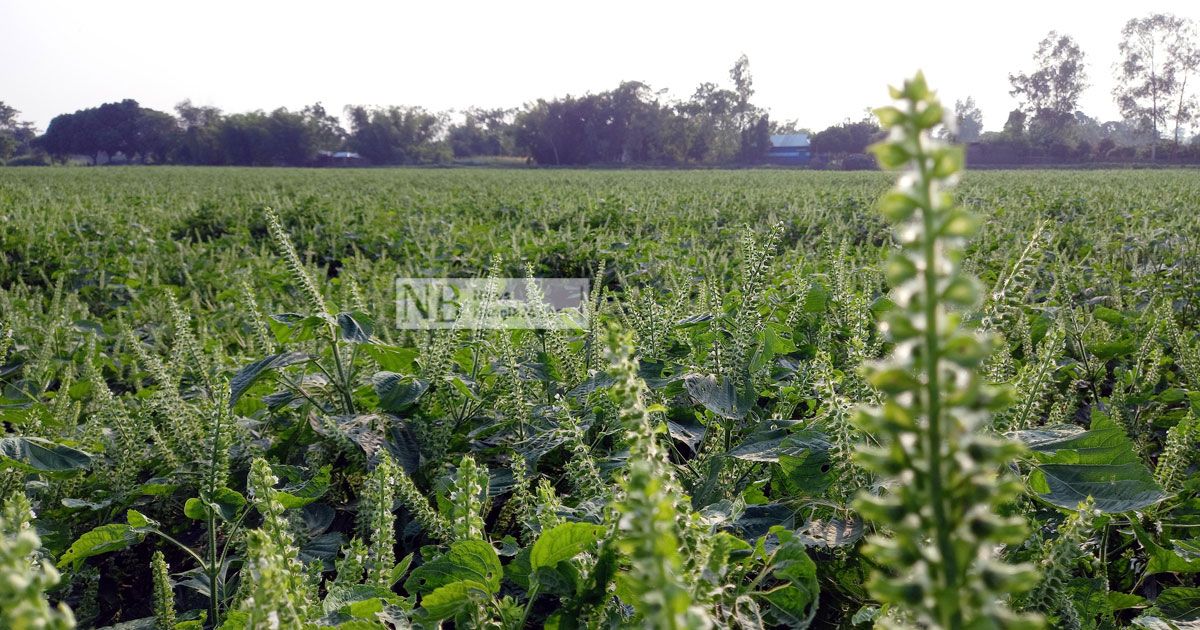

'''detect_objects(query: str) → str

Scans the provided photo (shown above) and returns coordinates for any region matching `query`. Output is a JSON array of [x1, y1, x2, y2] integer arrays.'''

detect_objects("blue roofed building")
[[767, 134, 811, 165]]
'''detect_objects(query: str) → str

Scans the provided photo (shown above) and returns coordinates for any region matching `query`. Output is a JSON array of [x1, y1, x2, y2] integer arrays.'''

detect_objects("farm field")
[[2, 160, 1200, 628]]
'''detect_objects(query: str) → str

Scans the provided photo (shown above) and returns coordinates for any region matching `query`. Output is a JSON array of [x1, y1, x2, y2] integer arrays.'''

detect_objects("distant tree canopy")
[[809, 118, 882, 156], [511, 58, 773, 166], [0, 102, 37, 162], [345, 105, 449, 165], [39, 100, 180, 163], [7, 18, 1200, 169], [448, 108, 514, 158]]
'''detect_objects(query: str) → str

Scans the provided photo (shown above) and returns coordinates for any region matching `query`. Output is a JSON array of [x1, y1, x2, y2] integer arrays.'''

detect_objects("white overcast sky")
[[2, 0, 1197, 133]]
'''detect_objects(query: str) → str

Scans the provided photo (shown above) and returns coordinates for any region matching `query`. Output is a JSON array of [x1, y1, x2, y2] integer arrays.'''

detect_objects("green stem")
[[328, 326, 355, 414], [148, 529, 206, 567], [208, 514, 220, 627], [916, 126, 961, 630], [518, 581, 540, 628]]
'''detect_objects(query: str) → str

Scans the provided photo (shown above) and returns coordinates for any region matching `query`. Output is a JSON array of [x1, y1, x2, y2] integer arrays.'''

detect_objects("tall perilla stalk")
[[853, 72, 1041, 629]]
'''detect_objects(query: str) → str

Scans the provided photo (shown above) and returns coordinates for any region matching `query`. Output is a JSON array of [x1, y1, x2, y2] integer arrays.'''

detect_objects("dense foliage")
[[3, 112, 1200, 627]]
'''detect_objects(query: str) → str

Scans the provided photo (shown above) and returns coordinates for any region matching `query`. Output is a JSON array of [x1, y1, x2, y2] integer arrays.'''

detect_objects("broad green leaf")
[[750, 324, 797, 373], [1030, 463, 1165, 513], [363, 344, 419, 373], [1155, 587, 1200, 621], [566, 372, 616, 400], [126, 509, 157, 530], [729, 430, 829, 463], [1023, 421, 1140, 465], [372, 372, 430, 413], [57, 524, 143, 570], [276, 465, 331, 509], [684, 373, 754, 421], [229, 351, 311, 407], [1088, 338, 1136, 360], [1093, 306, 1126, 325], [0, 436, 92, 476], [61, 498, 112, 511], [530, 522, 604, 571], [1108, 592, 1148, 611], [337, 311, 374, 344], [405, 540, 502, 595], [137, 478, 178, 496], [1133, 526, 1200, 576], [183, 498, 209, 520], [390, 553, 414, 586], [419, 580, 491, 620], [760, 584, 818, 627], [322, 584, 398, 615], [300, 531, 345, 565], [184, 487, 246, 522], [665, 418, 706, 452], [267, 313, 327, 344]]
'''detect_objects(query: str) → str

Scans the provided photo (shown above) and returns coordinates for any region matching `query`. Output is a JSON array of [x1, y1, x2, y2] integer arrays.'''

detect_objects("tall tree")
[[1009, 31, 1089, 140], [950, 97, 984, 143], [345, 105, 448, 164], [1114, 13, 1199, 158], [729, 54, 756, 130], [0, 102, 36, 161], [175, 100, 224, 164]]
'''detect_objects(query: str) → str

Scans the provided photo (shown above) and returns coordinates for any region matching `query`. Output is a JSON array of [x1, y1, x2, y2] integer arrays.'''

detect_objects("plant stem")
[[917, 132, 961, 630], [518, 581, 540, 628], [208, 514, 219, 627], [328, 326, 355, 414]]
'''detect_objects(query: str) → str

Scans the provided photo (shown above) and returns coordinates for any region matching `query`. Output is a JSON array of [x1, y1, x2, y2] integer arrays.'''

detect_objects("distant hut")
[[767, 134, 811, 165], [316, 151, 366, 167]]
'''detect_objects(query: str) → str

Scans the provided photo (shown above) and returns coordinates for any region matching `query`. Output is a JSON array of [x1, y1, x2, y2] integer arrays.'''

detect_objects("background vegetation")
[[2, 11, 1200, 168], [2, 161, 1200, 627]]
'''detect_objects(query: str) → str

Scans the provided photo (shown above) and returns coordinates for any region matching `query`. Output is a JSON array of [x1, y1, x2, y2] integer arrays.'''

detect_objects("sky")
[[2, 0, 1197, 134]]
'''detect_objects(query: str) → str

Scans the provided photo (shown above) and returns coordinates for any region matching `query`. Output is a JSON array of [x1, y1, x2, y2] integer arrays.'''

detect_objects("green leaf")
[[126, 509, 157, 530], [749, 324, 797, 374], [684, 373, 754, 421], [57, 524, 143, 570], [869, 142, 909, 170], [267, 312, 327, 344], [873, 106, 906, 126], [276, 465, 331, 509], [404, 540, 502, 595], [1155, 587, 1200, 621], [1023, 422, 1140, 466], [931, 146, 963, 177], [1094, 306, 1126, 325], [1132, 526, 1200, 576], [184, 487, 247, 521], [1031, 463, 1165, 513], [1088, 338, 1136, 360], [184, 498, 209, 521], [760, 584, 818, 627], [760, 529, 819, 626], [0, 436, 92, 476], [419, 580, 491, 620], [868, 367, 920, 394], [372, 372, 430, 414], [363, 344, 420, 373], [530, 522, 604, 571], [1108, 591, 1147, 611], [337, 311, 374, 344], [322, 584, 398, 615], [390, 553, 414, 586], [729, 430, 830, 463], [229, 351, 311, 407]]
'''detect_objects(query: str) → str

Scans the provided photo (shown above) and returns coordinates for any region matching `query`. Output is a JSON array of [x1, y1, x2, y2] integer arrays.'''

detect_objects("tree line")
[[1, 11, 1198, 167]]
